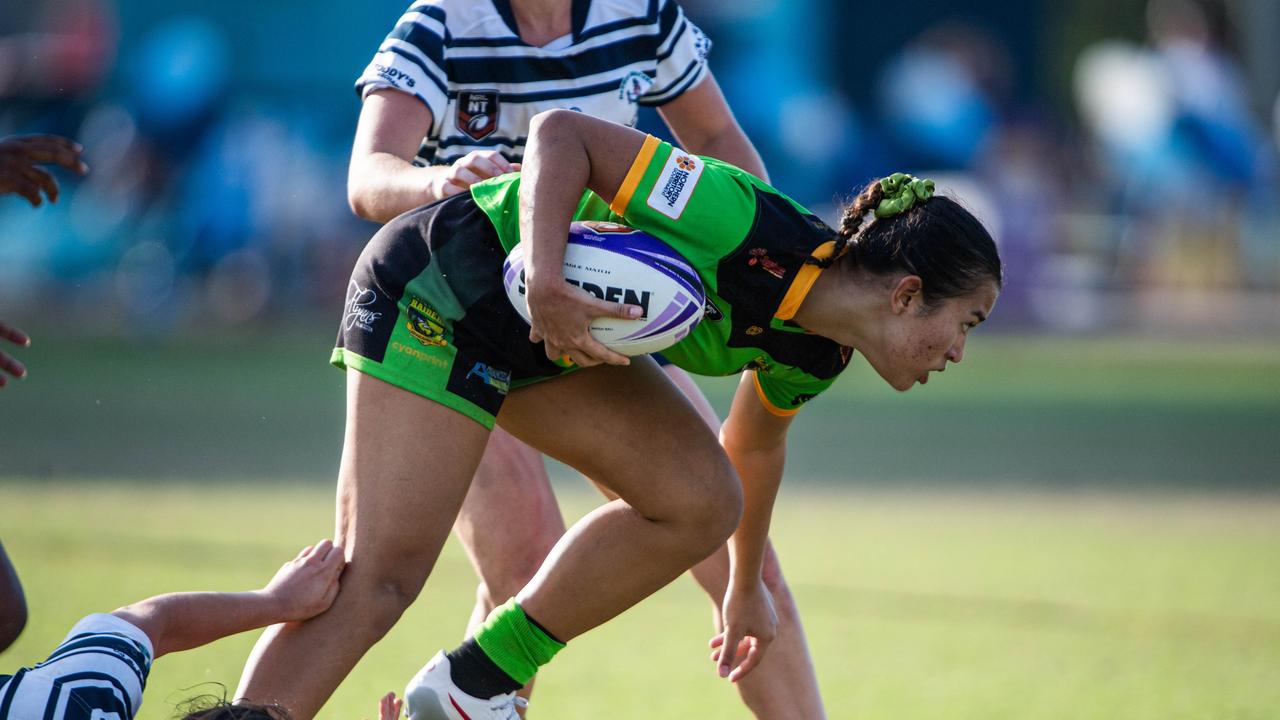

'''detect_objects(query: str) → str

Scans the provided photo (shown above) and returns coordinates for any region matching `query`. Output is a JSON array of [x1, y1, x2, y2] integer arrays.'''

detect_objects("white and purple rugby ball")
[[502, 221, 705, 357]]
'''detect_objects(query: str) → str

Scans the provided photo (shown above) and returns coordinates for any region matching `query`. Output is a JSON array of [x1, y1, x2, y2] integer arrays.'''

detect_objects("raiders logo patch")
[[457, 90, 500, 141]]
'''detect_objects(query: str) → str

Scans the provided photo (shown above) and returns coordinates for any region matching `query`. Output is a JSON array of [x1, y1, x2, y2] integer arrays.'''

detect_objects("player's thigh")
[[454, 426, 565, 594], [499, 360, 738, 520], [337, 369, 491, 572], [661, 363, 721, 432], [588, 362, 721, 504]]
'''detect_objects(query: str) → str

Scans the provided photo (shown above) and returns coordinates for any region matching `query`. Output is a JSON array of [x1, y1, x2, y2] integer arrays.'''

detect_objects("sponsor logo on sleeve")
[[748, 248, 786, 278], [791, 392, 818, 406], [374, 63, 416, 89], [690, 24, 713, 61], [646, 151, 704, 219], [344, 281, 383, 332], [457, 90, 500, 141]]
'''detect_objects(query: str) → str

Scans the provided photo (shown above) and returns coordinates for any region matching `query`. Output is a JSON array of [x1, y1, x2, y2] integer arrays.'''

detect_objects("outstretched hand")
[[525, 279, 641, 367], [709, 580, 777, 683], [261, 539, 345, 621], [0, 134, 88, 207], [0, 322, 31, 388]]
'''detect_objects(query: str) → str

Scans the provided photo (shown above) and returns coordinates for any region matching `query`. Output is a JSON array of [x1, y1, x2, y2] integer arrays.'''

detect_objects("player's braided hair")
[[812, 175, 1003, 308]]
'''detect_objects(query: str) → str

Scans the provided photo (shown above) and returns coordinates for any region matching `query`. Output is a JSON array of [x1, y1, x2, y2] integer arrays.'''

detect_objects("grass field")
[[2, 331, 1279, 717], [2, 483, 1279, 719], [1, 329, 1278, 486]]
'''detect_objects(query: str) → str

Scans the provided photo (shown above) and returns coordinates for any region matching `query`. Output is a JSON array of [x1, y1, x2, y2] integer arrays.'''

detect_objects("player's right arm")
[[347, 90, 518, 223], [110, 540, 344, 658], [518, 109, 653, 366]]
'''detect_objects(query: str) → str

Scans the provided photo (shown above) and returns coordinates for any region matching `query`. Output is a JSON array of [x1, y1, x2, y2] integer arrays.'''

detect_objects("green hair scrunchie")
[[874, 172, 935, 218]]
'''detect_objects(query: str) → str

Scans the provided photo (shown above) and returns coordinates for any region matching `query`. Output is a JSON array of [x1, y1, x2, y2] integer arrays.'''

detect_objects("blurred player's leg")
[[236, 371, 492, 720], [664, 365, 827, 720], [454, 426, 566, 714], [689, 543, 826, 719], [0, 540, 27, 651]]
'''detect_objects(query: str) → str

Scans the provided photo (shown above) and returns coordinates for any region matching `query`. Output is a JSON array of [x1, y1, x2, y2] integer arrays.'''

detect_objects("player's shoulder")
[[587, 0, 661, 18], [584, 0, 674, 29], [400, 0, 499, 35], [58, 613, 155, 664]]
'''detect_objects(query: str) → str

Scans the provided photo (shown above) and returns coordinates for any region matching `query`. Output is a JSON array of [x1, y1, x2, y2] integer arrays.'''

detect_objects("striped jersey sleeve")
[[642, 0, 711, 105], [0, 614, 153, 720], [355, 1, 451, 137]]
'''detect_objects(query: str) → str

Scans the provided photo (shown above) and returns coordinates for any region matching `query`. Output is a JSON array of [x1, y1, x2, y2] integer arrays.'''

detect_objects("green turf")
[[2, 483, 1279, 719], [1, 331, 1278, 486]]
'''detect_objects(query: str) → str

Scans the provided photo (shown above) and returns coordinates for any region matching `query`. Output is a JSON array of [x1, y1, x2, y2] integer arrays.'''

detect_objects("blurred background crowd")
[[1, 0, 1278, 336]]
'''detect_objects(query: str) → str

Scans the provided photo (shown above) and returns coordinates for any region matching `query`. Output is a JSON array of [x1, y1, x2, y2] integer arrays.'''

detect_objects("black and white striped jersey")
[[355, 0, 712, 165], [0, 614, 152, 720]]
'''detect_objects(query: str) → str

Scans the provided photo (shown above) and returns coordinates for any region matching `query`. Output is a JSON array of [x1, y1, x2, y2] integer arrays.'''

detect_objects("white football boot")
[[405, 651, 528, 720]]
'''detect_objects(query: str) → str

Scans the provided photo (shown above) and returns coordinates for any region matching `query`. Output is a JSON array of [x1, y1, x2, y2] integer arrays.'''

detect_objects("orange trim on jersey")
[[774, 240, 837, 320], [609, 134, 660, 215], [752, 371, 801, 417]]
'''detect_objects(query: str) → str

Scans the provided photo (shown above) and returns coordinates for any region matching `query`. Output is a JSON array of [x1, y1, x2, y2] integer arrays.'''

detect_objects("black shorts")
[[331, 194, 569, 428]]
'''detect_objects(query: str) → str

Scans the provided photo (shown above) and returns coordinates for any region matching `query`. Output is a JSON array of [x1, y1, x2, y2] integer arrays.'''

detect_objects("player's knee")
[[351, 558, 430, 630], [474, 582, 501, 616], [679, 457, 743, 554]]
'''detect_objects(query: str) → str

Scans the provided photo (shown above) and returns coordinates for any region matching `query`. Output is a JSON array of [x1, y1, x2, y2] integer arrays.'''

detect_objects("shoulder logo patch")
[[647, 150, 703, 219]]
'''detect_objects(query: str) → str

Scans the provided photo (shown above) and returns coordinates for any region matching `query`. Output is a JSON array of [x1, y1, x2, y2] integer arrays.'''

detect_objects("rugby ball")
[[502, 221, 705, 356]]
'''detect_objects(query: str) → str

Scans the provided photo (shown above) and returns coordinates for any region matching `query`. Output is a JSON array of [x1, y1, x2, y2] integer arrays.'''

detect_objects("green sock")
[[473, 599, 565, 685]]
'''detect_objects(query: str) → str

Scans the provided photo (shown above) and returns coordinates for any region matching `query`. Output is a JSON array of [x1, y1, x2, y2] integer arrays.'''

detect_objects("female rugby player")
[[235, 109, 1001, 720], [328, 0, 825, 717]]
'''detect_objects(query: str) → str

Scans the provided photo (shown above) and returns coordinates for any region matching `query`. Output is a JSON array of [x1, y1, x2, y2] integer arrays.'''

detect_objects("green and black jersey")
[[471, 135, 852, 416]]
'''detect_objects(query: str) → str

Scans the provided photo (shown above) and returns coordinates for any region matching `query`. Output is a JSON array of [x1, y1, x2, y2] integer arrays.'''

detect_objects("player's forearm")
[[112, 590, 291, 658], [347, 153, 451, 223], [722, 440, 785, 590], [520, 110, 590, 291], [687, 129, 768, 184]]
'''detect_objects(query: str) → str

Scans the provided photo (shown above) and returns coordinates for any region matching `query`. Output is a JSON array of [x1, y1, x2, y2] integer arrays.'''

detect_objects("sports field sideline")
[[2, 332, 1278, 718]]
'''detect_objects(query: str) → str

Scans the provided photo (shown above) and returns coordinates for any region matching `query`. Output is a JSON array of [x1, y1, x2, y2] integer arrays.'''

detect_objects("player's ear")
[[889, 275, 922, 315]]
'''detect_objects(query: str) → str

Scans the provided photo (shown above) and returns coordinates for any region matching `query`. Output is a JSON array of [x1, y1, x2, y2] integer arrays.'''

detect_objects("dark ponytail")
[[814, 177, 1003, 308]]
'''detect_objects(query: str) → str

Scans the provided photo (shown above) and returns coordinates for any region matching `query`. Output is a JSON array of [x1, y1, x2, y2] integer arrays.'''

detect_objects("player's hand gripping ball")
[[504, 221, 705, 356]]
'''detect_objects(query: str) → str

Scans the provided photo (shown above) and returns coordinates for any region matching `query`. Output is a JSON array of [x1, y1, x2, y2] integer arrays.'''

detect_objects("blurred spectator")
[[0, 0, 118, 136], [877, 24, 1009, 170], [1074, 0, 1273, 299]]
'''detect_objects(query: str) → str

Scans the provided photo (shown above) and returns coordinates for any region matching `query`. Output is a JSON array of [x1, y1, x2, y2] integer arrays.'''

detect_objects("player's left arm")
[[110, 540, 343, 658], [712, 371, 793, 681], [658, 73, 769, 182]]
